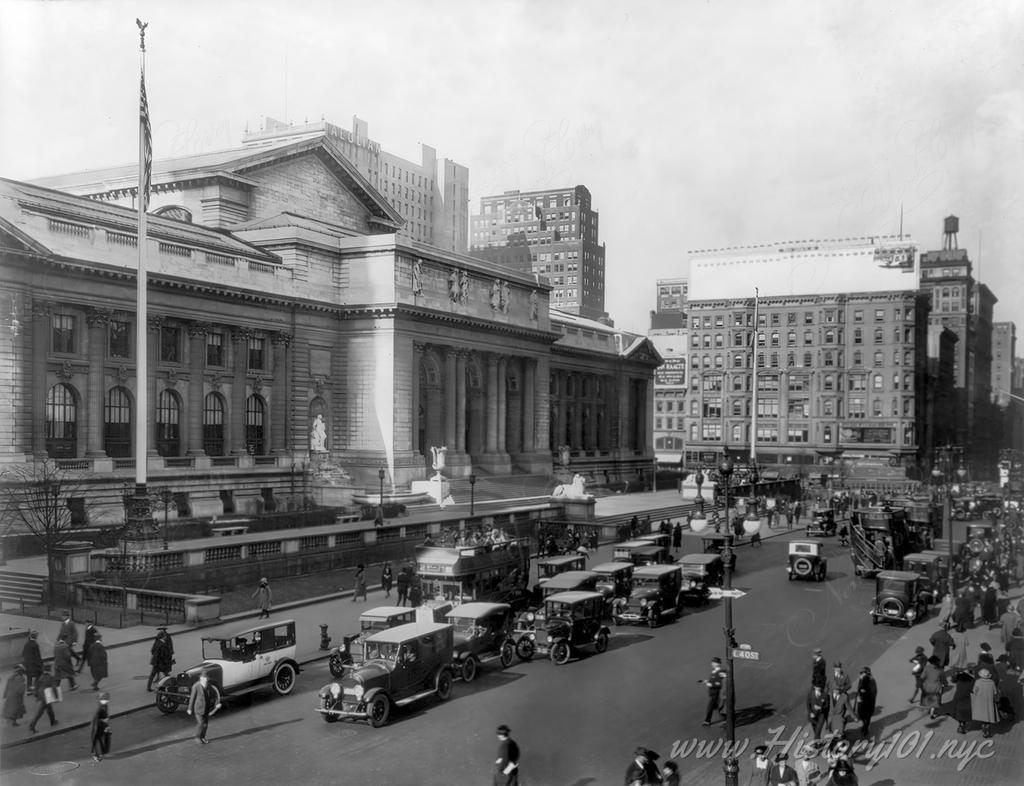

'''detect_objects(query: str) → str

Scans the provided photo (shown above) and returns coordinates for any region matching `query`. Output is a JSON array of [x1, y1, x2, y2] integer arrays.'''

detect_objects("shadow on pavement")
[[734, 702, 776, 727], [112, 718, 302, 759]]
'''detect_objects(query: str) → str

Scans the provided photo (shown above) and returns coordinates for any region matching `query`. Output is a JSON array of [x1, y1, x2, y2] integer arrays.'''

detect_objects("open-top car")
[[807, 507, 838, 537], [901, 552, 942, 604], [870, 570, 928, 627], [512, 591, 611, 665], [329, 606, 418, 677], [678, 553, 724, 605], [316, 621, 455, 727], [591, 562, 633, 604], [445, 602, 516, 681], [155, 620, 300, 714], [612, 564, 683, 628], [787, 540, 828, 582]]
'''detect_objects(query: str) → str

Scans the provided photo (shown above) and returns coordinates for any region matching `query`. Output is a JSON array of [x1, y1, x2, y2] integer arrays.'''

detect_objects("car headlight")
[[329, 683, 342, 698], [526, 612, 535, 623], [640, 598, 648, 607], [351, 684, 364, 698], [906, 609, 916, 619]]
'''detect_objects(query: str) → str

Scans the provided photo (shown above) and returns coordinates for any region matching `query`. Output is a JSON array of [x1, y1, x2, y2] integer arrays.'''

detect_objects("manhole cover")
[[30, 762, 80, 776]]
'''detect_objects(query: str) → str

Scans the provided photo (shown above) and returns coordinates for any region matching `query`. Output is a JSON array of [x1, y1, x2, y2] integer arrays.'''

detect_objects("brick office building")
[[1, 136, 658, 525], [681, 237, 933, 479]]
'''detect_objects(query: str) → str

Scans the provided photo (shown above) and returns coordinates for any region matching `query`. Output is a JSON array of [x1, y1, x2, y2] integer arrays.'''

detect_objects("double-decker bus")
[[415, 537, 531, 610]]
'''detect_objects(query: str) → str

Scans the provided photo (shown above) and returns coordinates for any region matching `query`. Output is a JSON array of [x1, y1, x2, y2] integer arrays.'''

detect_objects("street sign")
[[708, 587, 747, 599], [732, 648, 761, 661]]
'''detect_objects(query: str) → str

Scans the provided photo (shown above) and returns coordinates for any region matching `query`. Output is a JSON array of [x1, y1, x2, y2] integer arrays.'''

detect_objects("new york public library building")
[[0, 135, 660, 542]]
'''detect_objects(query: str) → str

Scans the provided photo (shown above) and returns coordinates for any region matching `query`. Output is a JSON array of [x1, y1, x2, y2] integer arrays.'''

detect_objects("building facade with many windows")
[[469, 186, 607, 320], [681, 237, 929, 475]]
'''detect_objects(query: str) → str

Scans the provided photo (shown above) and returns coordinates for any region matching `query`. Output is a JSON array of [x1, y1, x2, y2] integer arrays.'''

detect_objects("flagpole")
[[130, 19, 152, 534]]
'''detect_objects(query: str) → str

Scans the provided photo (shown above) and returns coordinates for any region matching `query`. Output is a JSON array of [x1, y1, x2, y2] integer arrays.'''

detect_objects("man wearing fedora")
[[766, 752, 798, 786], [21, 630, 43, 696], [624, 746, 662, 785], [700, 656, 727, 726], [493, 724, 520, 785], [811, 648, 827, 690]]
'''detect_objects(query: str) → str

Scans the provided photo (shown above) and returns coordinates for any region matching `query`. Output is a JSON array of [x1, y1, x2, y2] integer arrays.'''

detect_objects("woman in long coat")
[[921, 656, 945, 719], [86, 635, 108, 691], [939, 669, 975, 734], [3, 666, 26, 726], [970, 668, 999, 738]]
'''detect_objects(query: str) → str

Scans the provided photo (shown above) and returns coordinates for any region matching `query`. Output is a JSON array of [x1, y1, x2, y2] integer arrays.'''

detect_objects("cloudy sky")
[[2, 0, 1022, 337]]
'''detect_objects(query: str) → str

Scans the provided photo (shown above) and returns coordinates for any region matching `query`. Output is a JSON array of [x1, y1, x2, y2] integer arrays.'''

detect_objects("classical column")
[[497, 356, 508, 454], [146, 317, 161, 456], [522, 358, 536, 453], [186, 322, 208, 455], [571, 378, 584, 449], [270, 331, 291, 453], [230, 328, 249, 454], [557, 372, 568, 448], [455, 350, 467, 454], [485, 355, 499, 454], [31, 301, 52, 457], [444, 348, 457, 449], [85, 308, 111, 456], [412, 343, 424, 456]]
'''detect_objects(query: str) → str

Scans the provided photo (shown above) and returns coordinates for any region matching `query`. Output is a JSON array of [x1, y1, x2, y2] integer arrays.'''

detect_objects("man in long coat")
[[56, 612, 81, 669], [78, 623, 99, 674], [86, 634, 108, 691], [493, 724, 520, 786], [147, 627, 175, 691], [52, 637, 77, 691], [929, 624, 955, 667], [854, 667, 877, 739], [21, 631, 43, 694]]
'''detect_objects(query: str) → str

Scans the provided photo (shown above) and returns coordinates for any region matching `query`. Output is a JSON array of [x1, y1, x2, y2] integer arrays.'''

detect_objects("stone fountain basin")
[[351, 490, 432, 506]]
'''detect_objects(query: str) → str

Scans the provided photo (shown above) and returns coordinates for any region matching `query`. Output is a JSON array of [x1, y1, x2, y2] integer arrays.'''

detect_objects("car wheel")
[[435, 669, 453, 701], [368, 693, 391, 727], [320, 695, 339, 723], [595, 631, 609, 653], [155, 690, 178, 715], [272, 662, 297, 696], [515, 638, 535, 661], [499, 640, 515, 669], [871, 615, 879, 625], [551, 641, 571, 665], [328, 653, 351, 678], [460, 656, 478, 683]]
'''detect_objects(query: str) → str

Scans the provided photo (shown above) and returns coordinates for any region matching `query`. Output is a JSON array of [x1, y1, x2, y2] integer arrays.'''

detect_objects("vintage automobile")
[[787, 540, 828, 582], [612, 564, 683, 627], [806, 507, 838, 538], [155, 620, 300, 714], [701, 533, 737, 573], [636, 532, 672, 552], [445, 602, 516, 681], [316, 621, 455, 727], [870, 570, 928, 627], [328, 606, 418, 677], [532, 554, 587, 597], [538, 570, 600, 600], [962, 523, 999, 562], [512, 591, 611, 665], [901, 552, 943, 604], [415, 539, 531, 611], [628, 544, 672, 566], [612, 540, 656, 563], [591, 562, 633, 603], [678, 553, 724, 605]]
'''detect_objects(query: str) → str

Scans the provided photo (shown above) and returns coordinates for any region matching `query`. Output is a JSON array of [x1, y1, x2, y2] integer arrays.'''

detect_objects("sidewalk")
[[0, 490, 790, 752]]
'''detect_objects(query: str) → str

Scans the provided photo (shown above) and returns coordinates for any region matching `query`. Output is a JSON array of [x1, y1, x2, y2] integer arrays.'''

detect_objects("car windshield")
[[545, 601, 579, 619], [449, 617, 485, 636], [364, 641, 401, 662], [633, 577, 661, 589], [206, 638, 251, 661], [362, 618, 405, 632], [682, 567, 707, 577], [791, 546, 814, 554]]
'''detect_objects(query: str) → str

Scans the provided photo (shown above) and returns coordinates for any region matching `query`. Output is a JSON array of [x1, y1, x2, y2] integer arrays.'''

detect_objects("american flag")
[[139, 70, 152, 211]]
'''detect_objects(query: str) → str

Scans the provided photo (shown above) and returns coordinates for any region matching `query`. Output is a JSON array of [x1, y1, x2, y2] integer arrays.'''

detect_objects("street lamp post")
[[378, 468, 386, 509], [932, 447, 966, 602], [694, 468, 705, 516], [469, 474, 477, 517], [157, 486, 173, 551], [687, 457, 760, 786]]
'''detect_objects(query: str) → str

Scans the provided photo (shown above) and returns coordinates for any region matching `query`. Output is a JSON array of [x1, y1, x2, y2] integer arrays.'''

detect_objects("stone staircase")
[[0, 569, 46, 607]]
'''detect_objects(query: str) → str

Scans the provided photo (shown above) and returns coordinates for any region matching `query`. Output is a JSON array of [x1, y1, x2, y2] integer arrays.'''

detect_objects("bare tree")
[[0, 458, 88, 605]]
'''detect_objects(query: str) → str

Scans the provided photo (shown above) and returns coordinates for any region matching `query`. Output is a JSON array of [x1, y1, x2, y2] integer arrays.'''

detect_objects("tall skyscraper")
[[470, 186, 606, 320]]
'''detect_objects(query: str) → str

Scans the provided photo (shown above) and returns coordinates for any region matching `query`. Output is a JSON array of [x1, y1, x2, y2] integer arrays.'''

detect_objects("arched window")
[[246, 395, 266, 455], [731, 424, 743, 443], [156, 390, 181, 457], [104, 386, 132, 458], [203, 393, 226, 456], [45, 383, 78, 457]]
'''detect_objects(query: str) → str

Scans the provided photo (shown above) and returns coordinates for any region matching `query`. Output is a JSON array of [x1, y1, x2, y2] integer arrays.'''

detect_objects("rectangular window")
[[109, 320, 131, 358], [701, 423, 722, 441], [788, 376, 807, 392], [853, 310, 864, 323], [803, 331, 813, 346], [787, 428, 808, 443], [206, 332, 224, 366], [248, 336, 266, 370], [160, 325, 181, 363], [52, 313, 75, 354], [703, 401, 722, 418], [874, 309, 885, 321], [804, 312, 814, 325], [756, 426, 779, 443], [788, 399, 808, 417], [756, 399, 779, 417], [757, 375, 780, 392]]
